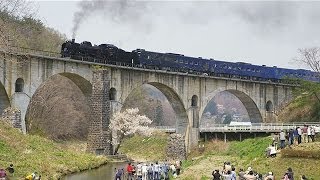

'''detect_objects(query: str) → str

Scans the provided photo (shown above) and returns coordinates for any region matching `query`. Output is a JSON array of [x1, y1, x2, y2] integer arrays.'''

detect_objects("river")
[[63, 162, 128, 180]]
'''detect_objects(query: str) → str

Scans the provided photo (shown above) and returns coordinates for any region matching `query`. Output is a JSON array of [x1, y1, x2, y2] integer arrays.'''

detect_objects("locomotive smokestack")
[[72, 38, 75, 43]]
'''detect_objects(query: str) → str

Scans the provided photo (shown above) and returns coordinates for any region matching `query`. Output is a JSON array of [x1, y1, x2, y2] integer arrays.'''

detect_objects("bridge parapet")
[[200, 122, 320, 133], [153, 126, 176, 133]]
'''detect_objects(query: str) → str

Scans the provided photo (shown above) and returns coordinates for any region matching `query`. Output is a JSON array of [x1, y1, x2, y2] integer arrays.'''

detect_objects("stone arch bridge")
[[0, 49, 294, 154]]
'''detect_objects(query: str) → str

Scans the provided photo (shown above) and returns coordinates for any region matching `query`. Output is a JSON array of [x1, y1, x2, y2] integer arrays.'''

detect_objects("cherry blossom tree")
[[110, 108, 153, 154]]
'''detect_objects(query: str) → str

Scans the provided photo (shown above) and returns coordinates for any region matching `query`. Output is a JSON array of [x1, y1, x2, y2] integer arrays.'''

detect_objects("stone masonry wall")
[[1, 107, 22, 130], [166, 133, 186, 160], [87, 70, 113, 155]]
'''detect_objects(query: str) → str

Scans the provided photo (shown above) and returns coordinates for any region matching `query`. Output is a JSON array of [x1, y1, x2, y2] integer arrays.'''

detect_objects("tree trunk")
[[113, 134, 124, 155]]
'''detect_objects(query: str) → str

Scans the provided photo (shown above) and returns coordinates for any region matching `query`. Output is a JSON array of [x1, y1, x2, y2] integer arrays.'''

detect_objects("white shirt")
[[269, 146, 276, 155], [142, 165, 148, 173]]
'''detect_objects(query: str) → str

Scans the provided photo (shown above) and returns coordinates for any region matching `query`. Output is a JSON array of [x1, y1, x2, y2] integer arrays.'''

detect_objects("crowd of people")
[[277, 125, 317, 149], [212, 163, 309, 180], [0, 164, 41, 180], [264, 125, 318, 158], [114, 160, 182, 180]]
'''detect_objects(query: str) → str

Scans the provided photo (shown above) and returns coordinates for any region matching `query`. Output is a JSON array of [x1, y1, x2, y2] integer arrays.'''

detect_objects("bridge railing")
[[152, 126, 176, 133], [199, 122, 320, 132]]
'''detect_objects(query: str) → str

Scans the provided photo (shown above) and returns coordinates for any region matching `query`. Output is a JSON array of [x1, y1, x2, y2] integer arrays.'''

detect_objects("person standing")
[[212, 169, 221, 180], [297, 127, 302, 144], [154, 162, 160, 180], [238, 168, 245, 180], [302, 125, 308, 143], [310, 126, 315, 142], [288, 129, 294, 145], [126, 163, 133, 180], [136, 162, 142, 180], [280, 130, 286, 149], [148, 163, 154, 180], [307, 126, 312, 143], [230, 167, 237, 180], [141, 163, 148, 180]]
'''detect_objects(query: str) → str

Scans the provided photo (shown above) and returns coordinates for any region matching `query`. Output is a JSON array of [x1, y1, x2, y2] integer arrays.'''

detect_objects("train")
[[61, 39, 319, 83]]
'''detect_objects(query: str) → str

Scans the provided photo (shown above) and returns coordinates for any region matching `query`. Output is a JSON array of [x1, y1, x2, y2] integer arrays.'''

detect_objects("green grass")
[[0, 121, 108, 179], [119, 132, 168, 161], [179, 136, 320, 180], [225, 137, 271, 160]]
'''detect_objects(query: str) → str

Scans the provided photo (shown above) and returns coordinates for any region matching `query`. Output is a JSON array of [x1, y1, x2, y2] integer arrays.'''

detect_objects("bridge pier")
[[87, 70, 113, 155]]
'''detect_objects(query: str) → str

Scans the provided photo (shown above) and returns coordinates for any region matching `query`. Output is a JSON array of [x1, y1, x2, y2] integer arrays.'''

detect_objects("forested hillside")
[[278, 81, 320, 122], [0, 0, 65, 52]]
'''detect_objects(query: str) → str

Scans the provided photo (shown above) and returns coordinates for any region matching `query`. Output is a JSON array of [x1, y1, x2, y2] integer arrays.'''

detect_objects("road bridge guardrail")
[[153, 126, 176, 133], [199, 122, 320, 133]]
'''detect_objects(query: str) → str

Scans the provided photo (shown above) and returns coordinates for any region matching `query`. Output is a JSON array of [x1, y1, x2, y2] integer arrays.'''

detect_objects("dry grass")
[[0, 120, 108, 179]]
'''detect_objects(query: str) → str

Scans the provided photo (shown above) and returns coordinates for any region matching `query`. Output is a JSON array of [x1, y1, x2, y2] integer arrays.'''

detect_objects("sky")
[[33, 0, 320, 69]]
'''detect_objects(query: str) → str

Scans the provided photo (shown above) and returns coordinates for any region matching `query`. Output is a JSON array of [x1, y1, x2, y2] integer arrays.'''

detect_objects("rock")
[[166, 133, 186, 161]]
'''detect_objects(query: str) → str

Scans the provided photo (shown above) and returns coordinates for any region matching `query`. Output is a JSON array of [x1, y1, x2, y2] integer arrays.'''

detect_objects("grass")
[[0, 120, 108, 179], [119, 131, 169, 161], [178, 136, 320, 180]]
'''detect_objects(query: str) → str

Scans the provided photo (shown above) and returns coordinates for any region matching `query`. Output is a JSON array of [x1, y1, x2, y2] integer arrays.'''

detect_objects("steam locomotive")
[[61, 39, 319, 83]]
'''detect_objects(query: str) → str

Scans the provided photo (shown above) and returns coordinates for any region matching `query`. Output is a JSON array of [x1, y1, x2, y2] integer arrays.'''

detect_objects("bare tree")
[[295, 47, 320, 73], [294, 47, 320, 102]]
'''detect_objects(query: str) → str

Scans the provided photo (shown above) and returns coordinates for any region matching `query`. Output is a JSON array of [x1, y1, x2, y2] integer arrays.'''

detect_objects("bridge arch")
[[121, 82, 188, 135], [25, 72, 92, 140], [201, 89, 262, 125], [0, 81, 10, 114]]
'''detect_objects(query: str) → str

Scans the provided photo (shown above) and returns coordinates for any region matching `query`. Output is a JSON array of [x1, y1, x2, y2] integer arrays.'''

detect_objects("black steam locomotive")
[[61, 39, 138, 64], [61, 40, 319, 83]]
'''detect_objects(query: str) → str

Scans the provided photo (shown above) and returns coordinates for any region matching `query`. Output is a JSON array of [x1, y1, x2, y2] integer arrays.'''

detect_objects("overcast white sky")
[[34, 1, 320, 69]]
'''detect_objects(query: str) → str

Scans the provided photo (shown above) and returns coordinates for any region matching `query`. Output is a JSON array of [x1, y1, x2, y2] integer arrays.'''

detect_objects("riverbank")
[[0, 120, 108, 179]]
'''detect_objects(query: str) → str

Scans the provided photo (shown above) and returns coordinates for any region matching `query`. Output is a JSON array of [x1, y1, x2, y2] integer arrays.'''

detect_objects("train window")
[[247, 68, 251, 71], [174, 59, 178, 63], [179, 59, 183, 63], [185, 60, 188, 64]]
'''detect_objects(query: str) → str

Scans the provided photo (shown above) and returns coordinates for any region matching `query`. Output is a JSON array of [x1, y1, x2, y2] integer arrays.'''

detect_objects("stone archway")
[[25, 73, 92, 140], [201, 89, 262, 126], [121, 82, 188, 135]]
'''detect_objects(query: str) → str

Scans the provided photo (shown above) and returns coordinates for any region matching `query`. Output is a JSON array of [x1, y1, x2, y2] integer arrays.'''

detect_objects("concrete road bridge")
[[0, 46, 297, 154]]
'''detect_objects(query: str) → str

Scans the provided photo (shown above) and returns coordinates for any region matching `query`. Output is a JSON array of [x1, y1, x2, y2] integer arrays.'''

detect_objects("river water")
[[63, 162, 128, 180]]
